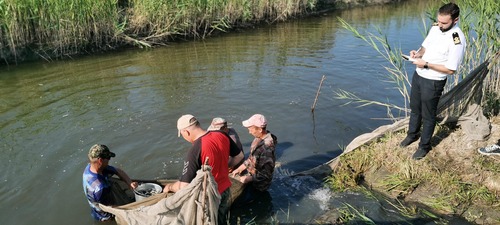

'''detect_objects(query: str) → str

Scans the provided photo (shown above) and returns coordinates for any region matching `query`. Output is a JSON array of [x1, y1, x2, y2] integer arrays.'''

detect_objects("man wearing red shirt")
[[163, 114, 243, 224]]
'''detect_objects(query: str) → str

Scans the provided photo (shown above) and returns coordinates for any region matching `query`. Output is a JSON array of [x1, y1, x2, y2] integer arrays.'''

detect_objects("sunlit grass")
[[325, 128, 500, 221], [325, 144, 374, 192], [384, 198, 418, 218], [0, 0, 318, 63], [337, 203, 376, 224]]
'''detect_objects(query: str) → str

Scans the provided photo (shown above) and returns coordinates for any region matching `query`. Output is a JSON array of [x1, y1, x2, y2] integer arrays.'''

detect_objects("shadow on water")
[[276, 141, 294, 160]]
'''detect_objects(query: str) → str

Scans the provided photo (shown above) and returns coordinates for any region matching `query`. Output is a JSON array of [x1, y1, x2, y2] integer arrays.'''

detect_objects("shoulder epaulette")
[[452, 32, 461, 45]]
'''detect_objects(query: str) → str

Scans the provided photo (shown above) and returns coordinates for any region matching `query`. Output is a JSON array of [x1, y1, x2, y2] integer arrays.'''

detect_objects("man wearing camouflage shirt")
[[231, 114, 277, 203]]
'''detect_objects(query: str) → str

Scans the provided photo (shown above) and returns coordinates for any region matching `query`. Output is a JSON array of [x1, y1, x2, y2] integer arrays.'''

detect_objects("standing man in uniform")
[[163, 114, 244, 225], [400, 3, 466, 160]]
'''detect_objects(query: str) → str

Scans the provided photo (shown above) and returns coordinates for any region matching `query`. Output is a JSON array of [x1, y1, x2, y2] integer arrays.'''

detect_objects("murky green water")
[[0, 1, 472, 224]]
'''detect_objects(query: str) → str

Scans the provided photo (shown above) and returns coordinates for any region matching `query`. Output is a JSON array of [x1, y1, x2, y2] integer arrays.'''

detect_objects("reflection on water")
[[0, 0, 467, 224]]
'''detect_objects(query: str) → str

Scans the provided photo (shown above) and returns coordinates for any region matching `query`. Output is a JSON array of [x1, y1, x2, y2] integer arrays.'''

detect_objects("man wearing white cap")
[[231, 114, 277, 203], [163, 114, 243, 224]]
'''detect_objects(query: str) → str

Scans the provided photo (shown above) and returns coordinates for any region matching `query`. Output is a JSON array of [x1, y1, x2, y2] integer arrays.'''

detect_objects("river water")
[[0, 1, 471, 224]]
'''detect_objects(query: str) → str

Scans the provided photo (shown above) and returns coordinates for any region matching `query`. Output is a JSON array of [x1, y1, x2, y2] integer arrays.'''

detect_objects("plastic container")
[[133, 183, 162, 201]]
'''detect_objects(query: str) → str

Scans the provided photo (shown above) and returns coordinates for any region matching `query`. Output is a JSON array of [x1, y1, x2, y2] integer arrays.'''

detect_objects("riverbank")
[[0, 0, 403, 65], [314, 115, 500, 224]]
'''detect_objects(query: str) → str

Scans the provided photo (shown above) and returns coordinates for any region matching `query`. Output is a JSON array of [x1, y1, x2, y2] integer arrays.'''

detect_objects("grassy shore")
[[321, 117, 500, 224], [323, 0, 500, 223], [0, 0, 323, 64], [0, 0, 413, 65]]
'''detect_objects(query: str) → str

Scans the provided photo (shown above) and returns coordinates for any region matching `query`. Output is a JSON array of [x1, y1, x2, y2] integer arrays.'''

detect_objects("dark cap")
[[88, 144, 116, 159]]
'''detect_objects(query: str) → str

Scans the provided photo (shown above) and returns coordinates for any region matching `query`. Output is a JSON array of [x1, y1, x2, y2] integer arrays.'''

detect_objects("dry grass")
[[325, 116, 500, 224]]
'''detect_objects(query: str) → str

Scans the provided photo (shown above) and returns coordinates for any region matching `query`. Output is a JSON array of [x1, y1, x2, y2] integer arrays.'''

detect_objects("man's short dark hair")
[[439, 3, 460, 20]]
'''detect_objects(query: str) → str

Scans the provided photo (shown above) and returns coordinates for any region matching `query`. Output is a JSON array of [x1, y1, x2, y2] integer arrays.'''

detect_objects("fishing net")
[[438, 60, 492, 141], [100, 165, 220, 225], [437, 60, 491, 123]]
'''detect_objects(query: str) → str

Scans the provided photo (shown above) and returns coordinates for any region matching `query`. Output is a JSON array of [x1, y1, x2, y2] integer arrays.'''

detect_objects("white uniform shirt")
[[416, 24, 466, 80]]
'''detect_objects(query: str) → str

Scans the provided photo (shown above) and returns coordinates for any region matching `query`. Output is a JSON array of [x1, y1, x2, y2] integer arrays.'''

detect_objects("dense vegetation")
[[0, 0, 319, 64]]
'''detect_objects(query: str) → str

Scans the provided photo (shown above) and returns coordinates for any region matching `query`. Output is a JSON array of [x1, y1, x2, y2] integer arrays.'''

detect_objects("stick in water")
[[311, 75, 326, 112]]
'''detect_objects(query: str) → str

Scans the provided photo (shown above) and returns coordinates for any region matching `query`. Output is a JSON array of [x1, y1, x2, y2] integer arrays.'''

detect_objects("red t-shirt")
[[179, 131, 240, 193]]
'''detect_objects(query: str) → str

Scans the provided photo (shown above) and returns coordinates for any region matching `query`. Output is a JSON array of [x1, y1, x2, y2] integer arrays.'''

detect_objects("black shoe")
[[400, 136, 418, 147], [478, 144, 500, 156], [412, 148, 429, 160]]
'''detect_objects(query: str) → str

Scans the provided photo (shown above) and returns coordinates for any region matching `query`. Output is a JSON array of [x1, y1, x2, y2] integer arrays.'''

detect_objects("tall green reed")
[[336, 17, 412, 119], [0, 0, 318, 63], [0, 0, 118, 62], [125, 0, 316, 40]]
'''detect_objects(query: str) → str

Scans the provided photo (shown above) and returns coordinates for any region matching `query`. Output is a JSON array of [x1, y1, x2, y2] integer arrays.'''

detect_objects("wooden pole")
[[311, 75, 326, 112], [201, 157, 209, 224]]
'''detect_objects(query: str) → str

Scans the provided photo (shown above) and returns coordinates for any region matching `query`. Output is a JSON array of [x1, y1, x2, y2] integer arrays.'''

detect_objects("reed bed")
[[0, 0, 118, 62], [0, 0, 317, 64]]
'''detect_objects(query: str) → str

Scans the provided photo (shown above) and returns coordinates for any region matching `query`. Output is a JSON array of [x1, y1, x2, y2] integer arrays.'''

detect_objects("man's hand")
[[410, 50, 420, 58], [410, 47, 425, 58], [238, 175, 252, 183], [130, 181, 138, 190], [163, 183, 171, 193], [413, 58, 426, 68], [230, 170, 240, 177]]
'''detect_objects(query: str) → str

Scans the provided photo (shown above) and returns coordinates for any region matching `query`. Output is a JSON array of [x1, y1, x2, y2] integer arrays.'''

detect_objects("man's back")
[[199, 131, 232, 193], [180, 131, 238, 193], [82, 164, 116, 220]]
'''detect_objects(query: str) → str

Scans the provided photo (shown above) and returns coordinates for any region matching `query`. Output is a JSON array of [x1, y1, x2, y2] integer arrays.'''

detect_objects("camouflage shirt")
[[244, 131, 277, 191]]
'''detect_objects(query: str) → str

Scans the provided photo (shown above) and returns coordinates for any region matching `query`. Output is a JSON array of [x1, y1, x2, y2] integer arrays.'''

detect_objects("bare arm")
[[230, 163, 255, 183], [115, 168, 138, 189], [162, 180, 189, 193], [230, 162, 247, 176], [413, 59, 456, 75], [228, 151, 244, 169]]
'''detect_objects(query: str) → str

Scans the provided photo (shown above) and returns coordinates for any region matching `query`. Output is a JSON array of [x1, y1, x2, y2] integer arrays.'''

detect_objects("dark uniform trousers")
[[407, 71, 446, 151]]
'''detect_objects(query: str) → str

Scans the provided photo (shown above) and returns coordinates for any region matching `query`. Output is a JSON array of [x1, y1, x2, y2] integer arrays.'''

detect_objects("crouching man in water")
[[82, 144, 138, 221], [231, 114, 277, 204]]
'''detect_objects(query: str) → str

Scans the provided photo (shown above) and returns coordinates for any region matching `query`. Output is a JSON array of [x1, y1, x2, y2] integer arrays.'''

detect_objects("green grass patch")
[[336, 203, 376, 224]]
